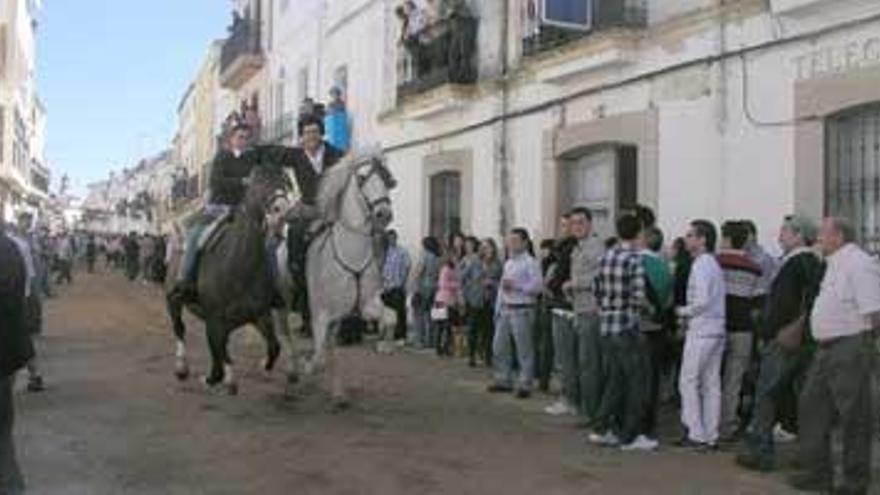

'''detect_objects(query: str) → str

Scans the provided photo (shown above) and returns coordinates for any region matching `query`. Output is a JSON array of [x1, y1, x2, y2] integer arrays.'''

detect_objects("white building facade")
[[228, 0, 880, 253], [0, 0, 49, 223]]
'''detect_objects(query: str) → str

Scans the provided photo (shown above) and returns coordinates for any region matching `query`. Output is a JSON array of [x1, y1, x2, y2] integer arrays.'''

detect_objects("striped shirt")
[[718, 249, 762, 332]]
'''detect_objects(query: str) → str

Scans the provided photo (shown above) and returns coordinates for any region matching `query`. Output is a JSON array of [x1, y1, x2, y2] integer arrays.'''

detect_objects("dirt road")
[[10, 269, 848, 494]]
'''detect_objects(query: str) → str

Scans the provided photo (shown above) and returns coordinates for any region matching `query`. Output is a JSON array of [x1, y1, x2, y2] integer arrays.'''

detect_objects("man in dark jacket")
[[736, 215, 823, 472], [172, 116, 343, 301], [173, 123, 296, 298], [1, 218, 32, 494], [285, 115, 344, 275]]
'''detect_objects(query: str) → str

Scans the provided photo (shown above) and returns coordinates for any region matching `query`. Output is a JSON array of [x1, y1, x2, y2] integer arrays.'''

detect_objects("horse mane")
[[315, 153, 361, 220]]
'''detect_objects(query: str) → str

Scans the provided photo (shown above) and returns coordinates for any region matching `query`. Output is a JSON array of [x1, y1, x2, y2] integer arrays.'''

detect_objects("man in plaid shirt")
[[589, 214, 656, 451]]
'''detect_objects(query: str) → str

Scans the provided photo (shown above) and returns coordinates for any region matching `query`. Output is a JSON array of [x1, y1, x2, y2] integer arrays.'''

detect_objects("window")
[[826, 104, 880, 253], [297, 66, 309, 103], [429, 171, 462, 240], [333, 65, 348, 101], [560, 145, 637, 239], [543, 0, 591, 30]]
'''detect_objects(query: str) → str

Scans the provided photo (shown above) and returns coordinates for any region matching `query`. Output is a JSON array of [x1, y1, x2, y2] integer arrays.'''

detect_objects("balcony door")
[[560, 144, 637, 240], [429, 171, 462, 240]]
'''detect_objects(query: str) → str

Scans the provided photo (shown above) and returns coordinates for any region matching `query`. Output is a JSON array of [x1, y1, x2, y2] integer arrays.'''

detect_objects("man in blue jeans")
[[488, 228, 543, 399], [736, 215, 822, 471]]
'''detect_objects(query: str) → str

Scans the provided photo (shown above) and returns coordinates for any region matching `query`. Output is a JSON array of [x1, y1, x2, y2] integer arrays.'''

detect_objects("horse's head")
[[244, 165, 294, 226], [353, 155, 396, 231]]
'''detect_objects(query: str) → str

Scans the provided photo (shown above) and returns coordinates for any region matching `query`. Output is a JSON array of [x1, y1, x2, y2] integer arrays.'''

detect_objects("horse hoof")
[[225, 382, 239, 396], [330, 396, 351, 412], [284, 383, 299, 400], [174, 367, 190, 382]]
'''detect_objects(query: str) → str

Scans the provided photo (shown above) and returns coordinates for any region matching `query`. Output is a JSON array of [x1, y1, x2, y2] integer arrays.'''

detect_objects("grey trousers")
[[576, 314, 602, 420], [493, 308, 536, 391], [552, 310, 579, 407], [720, 332, 753, 436], [745, 341, 811, 464], [798, 333, 875, 493], [0, 375, 24, 495]]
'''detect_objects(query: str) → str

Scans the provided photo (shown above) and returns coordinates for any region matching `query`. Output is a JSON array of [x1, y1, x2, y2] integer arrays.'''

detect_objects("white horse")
[[274, 150, 397, 407]]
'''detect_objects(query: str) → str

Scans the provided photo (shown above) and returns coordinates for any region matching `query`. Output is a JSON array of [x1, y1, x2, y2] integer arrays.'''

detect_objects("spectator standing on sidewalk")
[[676, 220, 726, 450], [638, 225, 673, 444], [540, 214, 577, 394], [589, 214, 653, 451], [716, 221, 762, 442], [737, 215, 822, 472], [0, 215, 34, 494], [381, 230, 411, 342], [546, 208, 603, 418], [788, 217, 879, 494], [488, 228, 543, 399], [410, 237, 441, 348]]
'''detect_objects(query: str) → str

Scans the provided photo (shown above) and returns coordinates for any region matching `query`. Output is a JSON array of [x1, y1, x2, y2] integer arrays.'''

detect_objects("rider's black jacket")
[[208, 144, 344, 207]]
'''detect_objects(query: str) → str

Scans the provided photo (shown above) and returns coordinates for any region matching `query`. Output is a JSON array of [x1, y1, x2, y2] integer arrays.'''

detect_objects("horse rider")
[[285, 113, 345, 287], [171, 114, 343, 302], [171, 122, 263, 300]]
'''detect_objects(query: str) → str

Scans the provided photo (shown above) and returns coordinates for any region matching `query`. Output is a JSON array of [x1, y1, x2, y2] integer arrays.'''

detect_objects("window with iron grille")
[[429, 171, 461, 240], [825, 103, 880, 254]]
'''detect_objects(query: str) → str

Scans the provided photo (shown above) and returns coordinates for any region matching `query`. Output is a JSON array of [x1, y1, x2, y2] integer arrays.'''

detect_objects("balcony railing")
[[523, 0, 647, 57], [397, 14, 479, 100], [220, 18, 265, 89]]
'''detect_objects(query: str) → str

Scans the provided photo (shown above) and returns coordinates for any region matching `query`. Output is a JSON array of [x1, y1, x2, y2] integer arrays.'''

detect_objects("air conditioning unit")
[[542, 0, 593, 31]]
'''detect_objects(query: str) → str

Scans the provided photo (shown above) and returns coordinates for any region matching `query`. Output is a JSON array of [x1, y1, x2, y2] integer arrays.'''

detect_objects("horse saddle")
[[196, 212, 233, 255]]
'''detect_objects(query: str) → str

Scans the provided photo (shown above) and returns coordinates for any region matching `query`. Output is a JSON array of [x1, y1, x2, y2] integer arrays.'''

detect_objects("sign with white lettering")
[[794, 37, 880, 81]]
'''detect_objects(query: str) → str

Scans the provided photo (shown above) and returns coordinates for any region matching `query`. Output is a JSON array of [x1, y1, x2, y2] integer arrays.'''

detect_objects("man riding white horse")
[[283, 114, 345, 316], [171, 114, 344, 305]]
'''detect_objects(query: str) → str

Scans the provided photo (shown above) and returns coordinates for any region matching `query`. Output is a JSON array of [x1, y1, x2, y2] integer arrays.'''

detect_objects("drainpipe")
[[497, 0, 512, 237], [717, 0, 728, 220], [316, 0, 328, 97]]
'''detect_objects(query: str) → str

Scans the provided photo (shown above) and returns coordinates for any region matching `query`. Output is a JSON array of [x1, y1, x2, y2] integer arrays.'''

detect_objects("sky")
[[36, 0, 230, 196]]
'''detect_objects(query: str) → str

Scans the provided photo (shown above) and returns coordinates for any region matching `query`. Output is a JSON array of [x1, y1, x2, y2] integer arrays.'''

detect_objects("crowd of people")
[[381, 206, 879, 494], [86, 232, 169, 284]]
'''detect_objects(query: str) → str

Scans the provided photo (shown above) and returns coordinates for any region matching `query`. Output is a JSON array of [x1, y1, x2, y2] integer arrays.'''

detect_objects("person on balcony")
[[398, 1, 429, 79], [324, 86, 351, 153], [445, 0, 476, 83]]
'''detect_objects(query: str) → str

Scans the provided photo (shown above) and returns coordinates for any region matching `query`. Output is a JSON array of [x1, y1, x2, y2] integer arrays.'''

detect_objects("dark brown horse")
[[165, 165, 292, 394]]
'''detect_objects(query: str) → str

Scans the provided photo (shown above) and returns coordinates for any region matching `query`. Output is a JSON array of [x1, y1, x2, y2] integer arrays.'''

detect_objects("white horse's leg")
[[223, 362, 238, 396], [174, 339, 190, 381], [304, 310, 330, 376], [323, 320, 348, 409], [367, 294, 397, 354], [273, 308, 299, 385]]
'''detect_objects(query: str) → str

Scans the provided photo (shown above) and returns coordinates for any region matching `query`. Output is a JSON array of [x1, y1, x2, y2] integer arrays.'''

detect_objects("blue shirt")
[[383, 245, 411, 290], [496, 252, 543, 311]]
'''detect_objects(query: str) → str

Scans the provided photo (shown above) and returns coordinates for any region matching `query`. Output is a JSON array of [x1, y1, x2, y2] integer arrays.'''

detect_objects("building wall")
[[219, 0, 880, 254], [0, 0, 44, 222]]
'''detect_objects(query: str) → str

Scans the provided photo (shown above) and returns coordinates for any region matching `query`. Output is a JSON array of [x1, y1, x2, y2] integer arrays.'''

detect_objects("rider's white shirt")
[[306, 146, 325, 175]]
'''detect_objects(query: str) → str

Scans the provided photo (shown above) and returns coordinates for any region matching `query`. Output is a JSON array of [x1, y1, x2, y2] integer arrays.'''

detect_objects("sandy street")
[[10, 269, 867, 495]]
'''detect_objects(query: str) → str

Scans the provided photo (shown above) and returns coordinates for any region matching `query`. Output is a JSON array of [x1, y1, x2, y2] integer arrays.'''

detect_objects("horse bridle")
[[324, 158, 394, 316], [354, 159, 393, 219]]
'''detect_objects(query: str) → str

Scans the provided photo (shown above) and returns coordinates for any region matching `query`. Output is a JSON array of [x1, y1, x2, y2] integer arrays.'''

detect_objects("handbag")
[[775, 312, 806, 352], [431, 304, 449, 322], [775, 259, 811, 353]]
